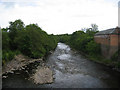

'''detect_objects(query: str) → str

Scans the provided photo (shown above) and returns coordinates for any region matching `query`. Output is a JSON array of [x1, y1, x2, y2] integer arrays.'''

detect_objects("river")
[[2, 43, 120, 88]]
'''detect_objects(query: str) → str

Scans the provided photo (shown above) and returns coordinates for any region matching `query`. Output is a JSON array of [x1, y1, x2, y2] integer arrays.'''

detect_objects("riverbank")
[[2, 54, 43, 74], [2, 54, 54, 84], [87, 55, 120, 72], [70, 48, 120, 72]]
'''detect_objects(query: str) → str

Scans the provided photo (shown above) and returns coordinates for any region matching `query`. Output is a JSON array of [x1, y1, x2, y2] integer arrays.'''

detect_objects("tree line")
[[58, 24, 120, 68], [2, 19, 119, 68], [2, 19, 58, 65], [58, 24, 101, 56]]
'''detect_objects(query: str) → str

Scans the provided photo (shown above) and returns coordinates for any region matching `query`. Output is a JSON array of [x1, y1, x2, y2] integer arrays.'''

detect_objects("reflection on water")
[[2, 43, 120, 88]]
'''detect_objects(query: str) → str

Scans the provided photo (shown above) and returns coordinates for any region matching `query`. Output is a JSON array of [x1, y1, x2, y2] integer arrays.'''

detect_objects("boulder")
[[31, 66, 53, 84]]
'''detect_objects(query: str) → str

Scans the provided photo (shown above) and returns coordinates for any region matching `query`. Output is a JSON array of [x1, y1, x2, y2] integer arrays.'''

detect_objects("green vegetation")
[[59, 24, 120, 69], [111, 50, 120, 68], [68, 24, 100, 55], [2, 20, 120, 69], [56, 34, 71, 44], [2, 19, 58, 65]]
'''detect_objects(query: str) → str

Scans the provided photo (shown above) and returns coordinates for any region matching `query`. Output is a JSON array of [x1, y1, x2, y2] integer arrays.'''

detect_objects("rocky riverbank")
[[2, 54, 43, 74], [2, 54, 54, 84]]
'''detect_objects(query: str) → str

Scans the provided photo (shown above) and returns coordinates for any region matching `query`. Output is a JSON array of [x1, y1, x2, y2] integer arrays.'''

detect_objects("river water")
[[2, 43, 120, 88]]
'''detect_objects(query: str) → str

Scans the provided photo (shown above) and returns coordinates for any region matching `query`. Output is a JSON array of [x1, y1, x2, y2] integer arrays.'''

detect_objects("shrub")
[[86, 41, 101, 55], [2, 50, 21, 65], [111, 49, 120, 61]]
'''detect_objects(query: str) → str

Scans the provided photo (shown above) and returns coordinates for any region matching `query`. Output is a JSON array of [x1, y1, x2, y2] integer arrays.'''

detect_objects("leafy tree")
[[1, 28, 8, 32], [86, 41, 101, 55], [9, 19, 24, 39], [9, 19, 25, 50], [91, 24, 98, 32], [2, 19, 58, 63], [2, 32, 10, 50]]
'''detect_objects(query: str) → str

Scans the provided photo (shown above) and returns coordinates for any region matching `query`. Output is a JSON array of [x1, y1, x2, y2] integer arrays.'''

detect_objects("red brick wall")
[[94, 34, 119, 59], [94, 35, 110, 45], [110, 35, 118, 46], [94, 35, 110, 58], [94, 28, 120, 59]]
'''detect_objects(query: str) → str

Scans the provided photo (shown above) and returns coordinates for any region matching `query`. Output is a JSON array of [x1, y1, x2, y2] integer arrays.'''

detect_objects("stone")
[[2, 76, 8, 78], [31, 67, 53, 84]]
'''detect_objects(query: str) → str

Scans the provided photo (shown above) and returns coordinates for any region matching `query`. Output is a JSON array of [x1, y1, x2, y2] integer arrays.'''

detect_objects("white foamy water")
[[57, 43, 70, 51], [55, 62, 64, 69], [57, 54, 71, 60]]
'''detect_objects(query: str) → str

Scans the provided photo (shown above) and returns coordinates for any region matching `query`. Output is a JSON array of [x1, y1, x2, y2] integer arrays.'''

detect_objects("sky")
[[0, 0, 120, 34]]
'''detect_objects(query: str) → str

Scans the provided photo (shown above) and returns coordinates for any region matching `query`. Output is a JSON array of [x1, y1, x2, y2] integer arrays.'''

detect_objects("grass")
[[88, 54, 120, 70]]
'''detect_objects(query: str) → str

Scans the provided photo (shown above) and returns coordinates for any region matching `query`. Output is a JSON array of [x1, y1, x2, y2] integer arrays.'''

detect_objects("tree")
[[91, 24, 98, 32], [2, 31, 10, 50], [86, 41, 101, 55], [9, 19, 25, 50], [1, 28, 8, 32]]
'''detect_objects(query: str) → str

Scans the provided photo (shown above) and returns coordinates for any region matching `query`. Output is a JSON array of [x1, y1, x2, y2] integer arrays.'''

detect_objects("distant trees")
[[57, 34, 71, 44], [61, 24, 100, 56], [91, 24, 98, 32]]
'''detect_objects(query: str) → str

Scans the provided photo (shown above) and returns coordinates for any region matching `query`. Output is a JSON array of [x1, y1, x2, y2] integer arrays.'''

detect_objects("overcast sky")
[[0, 0, 119, 34]]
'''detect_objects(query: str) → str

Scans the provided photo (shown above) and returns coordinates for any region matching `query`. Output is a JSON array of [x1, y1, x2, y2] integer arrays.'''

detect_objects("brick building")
[[94, 27, 120, 59]]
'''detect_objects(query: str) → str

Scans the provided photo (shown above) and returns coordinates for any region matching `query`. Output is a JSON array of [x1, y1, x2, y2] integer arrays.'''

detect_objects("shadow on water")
[[2, 43, 120, 88]]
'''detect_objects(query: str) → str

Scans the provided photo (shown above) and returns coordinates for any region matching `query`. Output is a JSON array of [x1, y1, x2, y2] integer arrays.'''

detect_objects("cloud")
[[0, 0, 119, 34]]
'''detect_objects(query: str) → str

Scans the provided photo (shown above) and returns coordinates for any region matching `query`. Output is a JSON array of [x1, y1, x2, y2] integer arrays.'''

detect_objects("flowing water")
[[2, 43, 120, 88]]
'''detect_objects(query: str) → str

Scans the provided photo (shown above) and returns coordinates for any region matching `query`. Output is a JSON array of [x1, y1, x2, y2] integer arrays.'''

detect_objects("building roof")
[[95, 28, 117, 35]]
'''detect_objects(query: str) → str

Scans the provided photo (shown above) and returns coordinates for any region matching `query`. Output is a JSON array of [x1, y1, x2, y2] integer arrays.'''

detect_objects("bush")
[[2, 21, 58, 60], [2, 50, 21, 65], [111, 50, 120, 61], [86, 41, 101, 55], [2, 32, 10, 50]]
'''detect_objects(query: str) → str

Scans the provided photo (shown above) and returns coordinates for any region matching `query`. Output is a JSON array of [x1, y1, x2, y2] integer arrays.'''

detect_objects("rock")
[[21, 67, 25, 70], [9, 71, 14, 74], [11, 68, 15, 71], [2, 54, 44, 75], [2, 76, 8, 78], [25, 70, 28, 73], [31, 67, 53, 84], [16, 72, 20, 74]]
